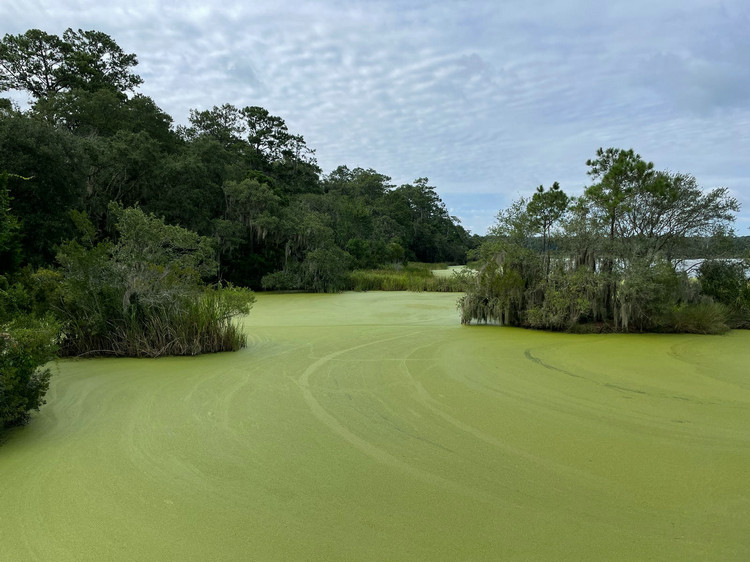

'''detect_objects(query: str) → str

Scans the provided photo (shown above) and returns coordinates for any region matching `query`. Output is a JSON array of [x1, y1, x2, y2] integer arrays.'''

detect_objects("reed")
[[346, 264, 465, 292], [59, 286, 254, 358]]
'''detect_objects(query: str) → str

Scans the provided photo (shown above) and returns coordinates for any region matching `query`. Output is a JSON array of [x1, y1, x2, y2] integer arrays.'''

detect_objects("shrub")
[[524, 267, 603, 331], [660, 302, 730, 335], [262, 246, 353, 293], [458, 248, 533, 325], [457, 294, 505, 324], [698, 259, 750, 328], [616, 260, 682, 332], [56, 206, 254, 357], [1, 316, 58, 428]]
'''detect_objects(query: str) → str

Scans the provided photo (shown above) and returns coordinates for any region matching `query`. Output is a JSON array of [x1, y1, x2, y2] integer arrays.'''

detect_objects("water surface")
[[2, 292, 749, 560]]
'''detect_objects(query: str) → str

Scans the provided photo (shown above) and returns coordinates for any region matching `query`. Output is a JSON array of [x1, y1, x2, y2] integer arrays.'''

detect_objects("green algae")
[[1, 292, 749, 560]]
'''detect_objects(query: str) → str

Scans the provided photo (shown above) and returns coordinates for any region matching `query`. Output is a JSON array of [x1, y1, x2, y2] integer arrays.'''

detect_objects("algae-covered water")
[[2, 292, 749, 560]]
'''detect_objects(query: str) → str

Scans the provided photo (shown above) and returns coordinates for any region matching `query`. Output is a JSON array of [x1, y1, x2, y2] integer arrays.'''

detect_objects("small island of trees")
[[460, 148, 749, 334]]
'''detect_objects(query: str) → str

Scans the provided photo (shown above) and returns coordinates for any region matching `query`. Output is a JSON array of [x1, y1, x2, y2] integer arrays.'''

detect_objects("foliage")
[[0, 170, 22, 274], [347, 263, 466, 292], [56, 206, 254, 357], [616, 259, 682, 332], [1, 28, 474, 293], [0, 315, 58, 428], [526, 182, 568, 277], [0, 28, 142, 100], [0, 115, 87, 265], [697, 259, 750, 328], [0, 174, 61, 434], [461, 148, 741, 333], [525, 266, 604, 330], [659, 302, 730, 335], [261, 245, 352, 293]]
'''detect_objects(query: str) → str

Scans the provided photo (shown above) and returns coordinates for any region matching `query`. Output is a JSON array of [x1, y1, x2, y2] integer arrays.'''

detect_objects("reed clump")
[[346, 263, 468, 292]]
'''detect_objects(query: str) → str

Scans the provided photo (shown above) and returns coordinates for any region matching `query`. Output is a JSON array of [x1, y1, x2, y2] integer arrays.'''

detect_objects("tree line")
[[0, 29, 474, 286]]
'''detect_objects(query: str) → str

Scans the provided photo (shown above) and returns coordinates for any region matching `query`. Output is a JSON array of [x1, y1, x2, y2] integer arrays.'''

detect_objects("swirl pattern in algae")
[[1, 292, 749, 560]]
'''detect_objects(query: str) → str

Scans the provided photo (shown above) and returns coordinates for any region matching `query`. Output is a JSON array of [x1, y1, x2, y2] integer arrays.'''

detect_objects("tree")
[[0, 112, 87, 265], [698, 259, 750, 328], [619, 171, 739, 260], [526, 181, 568, 277], [390, 178, 468, 263], [0, 29, 66, 99], [0, 28, 142, 102], [0, 171, 58, 428], [186, 103, 247, 149], [0, 171, 22, 274], [59, 29, 142, 95], [0, 317, 57, 428]]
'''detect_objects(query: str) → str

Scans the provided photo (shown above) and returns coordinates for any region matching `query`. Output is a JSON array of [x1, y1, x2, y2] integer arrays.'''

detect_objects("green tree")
[[619, 171, 739, 260], [526, 181, 568, 277], [0, 29, 66, 99], [59, 29, 142, 95], [185, 103, 247, 150], [0, 171, 22, 274], [0, 112, 87, 265], [0, 28, 141, 102], [698, 259, 750, 328]]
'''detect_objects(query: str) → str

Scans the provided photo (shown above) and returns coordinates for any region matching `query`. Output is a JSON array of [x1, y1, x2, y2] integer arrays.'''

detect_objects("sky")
[[2, 0, 749, 235]]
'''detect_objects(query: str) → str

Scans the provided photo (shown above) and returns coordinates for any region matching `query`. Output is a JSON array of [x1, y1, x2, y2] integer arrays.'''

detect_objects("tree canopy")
[[0, 28, 142, 101], [0, 27, 473, 296]]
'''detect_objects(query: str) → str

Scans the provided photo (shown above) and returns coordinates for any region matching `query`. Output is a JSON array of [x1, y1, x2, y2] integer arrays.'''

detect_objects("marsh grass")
[[659, 301, 730, 334], [346, 263, 467, 292], [60, 287, 254, 358]]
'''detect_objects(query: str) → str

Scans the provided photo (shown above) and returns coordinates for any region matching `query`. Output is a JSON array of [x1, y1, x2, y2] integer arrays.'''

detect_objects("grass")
[[58, 287, 254, 358], [1, 292, 749, 560], [345, 262, 468, 292]]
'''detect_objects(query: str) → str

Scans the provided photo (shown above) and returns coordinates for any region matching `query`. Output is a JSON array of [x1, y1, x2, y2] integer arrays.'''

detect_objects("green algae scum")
[[2, 292, 749, 560]]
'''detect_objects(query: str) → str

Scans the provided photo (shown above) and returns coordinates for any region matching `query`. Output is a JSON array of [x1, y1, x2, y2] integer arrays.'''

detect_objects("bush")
[[262, 246, 353, 293], [87, 286, 254, 357], [458, 249, 533, 325], [659, 302, 730, 335], [616, 260, 683, 332], [524, 267, 603, 331], [261, 269, 300, 291], [458, 293, 505, 324], [698, 259, 750, 328], [1, 316, 58, 428], [56, 206, 254, 357]]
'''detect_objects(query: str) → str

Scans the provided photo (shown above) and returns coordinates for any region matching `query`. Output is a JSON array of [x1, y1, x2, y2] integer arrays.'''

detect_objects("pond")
[[2, 291, 749, 560]]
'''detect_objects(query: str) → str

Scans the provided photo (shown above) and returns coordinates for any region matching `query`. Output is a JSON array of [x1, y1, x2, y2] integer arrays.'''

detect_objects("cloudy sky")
[[3, 0, 749, 234]]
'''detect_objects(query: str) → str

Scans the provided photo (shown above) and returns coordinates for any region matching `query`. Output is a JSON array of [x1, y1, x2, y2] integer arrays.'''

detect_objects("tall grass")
[[59, 287, 254, 358], [346, 263, 468, 292], [659, 301, 730, 335]]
